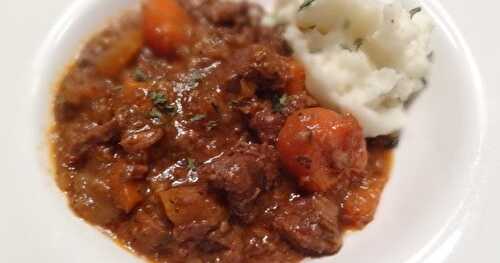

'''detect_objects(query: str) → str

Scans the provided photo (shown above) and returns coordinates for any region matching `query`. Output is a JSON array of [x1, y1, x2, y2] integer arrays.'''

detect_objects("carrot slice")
[[143, 0, 193, 56], [277, 108, 368, 192], [109, 162, 144, 213]]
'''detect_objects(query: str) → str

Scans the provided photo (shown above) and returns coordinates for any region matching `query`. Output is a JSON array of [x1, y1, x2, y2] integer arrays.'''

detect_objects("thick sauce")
[[52, 1, 394, 262]]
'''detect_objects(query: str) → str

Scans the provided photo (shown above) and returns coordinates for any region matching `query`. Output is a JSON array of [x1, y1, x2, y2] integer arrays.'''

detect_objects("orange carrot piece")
[[143, 0, 193, 56], [277, 108, 368, 192], [109, 162, 144, 213]]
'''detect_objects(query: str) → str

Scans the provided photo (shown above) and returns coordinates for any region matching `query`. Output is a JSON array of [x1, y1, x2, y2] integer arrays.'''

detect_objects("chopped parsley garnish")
[[186, 71, 205, 88], [163, 104, 178, 114], [280, 94, 288, 105], [190, 114, 206, 122], [299, 0, 316, 12], [229, 100, 240, 108], [354, 38, 364, 51], [187, 158, 197, 171], [133, 68, 147, 82], [149, 91, 177, 115], [343, 20, 351, 30], [149, 91, 167, 105], [409, 7, 422, 19], [149, 108, 162, 120], [191, 71, 204, 81], [427, 51, 434, 62], [206, 121, 218, 131], [421, 77, 428, 86], [273, 94, 288, 112], [299, 24, 316, 31], [211, 103, 220, 113], [111, 85, 123, 92], [340, 43, 352, 51]]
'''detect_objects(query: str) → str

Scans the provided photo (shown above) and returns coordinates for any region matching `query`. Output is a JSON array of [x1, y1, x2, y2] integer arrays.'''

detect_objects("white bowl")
[[0, 0, 499, 262]]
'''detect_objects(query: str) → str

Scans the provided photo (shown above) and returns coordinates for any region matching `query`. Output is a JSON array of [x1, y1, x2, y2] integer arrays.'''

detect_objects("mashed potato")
[[264, 0, 434, 137]]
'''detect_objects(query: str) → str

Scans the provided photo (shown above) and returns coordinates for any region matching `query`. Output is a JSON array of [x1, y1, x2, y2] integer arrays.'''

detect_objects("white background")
[[0, 0, 498, 262]]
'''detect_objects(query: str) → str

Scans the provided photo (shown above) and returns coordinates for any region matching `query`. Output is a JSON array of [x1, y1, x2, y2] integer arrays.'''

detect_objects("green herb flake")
[[343, 20, 351, 30], [187, 158, 197, 171], [190, 114, 206, 122], [111, 85, 123, 92], [299, 0, 316, 12], [421, 77, 428, 86], [191, 71, 204, 81], [206, 121, 218, 131], [211, 103, 220, 113], [340, 43, 352, 51], [409, 7, 422, 19], [149, 91, 178, 116], [186, 71, 205, 88], [354, 38, 364, 51], [299, 24, 317, 31], [149, 91, 167, 106], [229, 100, 240, 108], [280, 94, 288, 105], [163, 104, 178, 114], [427, 51, 434, 62], [273, 94, 288, 113], [149, 108, 162, 120], [133, 68, 148, 82]]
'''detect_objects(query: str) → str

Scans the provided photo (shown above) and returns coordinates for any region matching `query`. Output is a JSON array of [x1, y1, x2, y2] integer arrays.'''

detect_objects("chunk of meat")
[[69, 171, 122, 225], [109, 161, 145, 213], [239, 93, 318, 144], [143, 0, 193, 56], [198, 143, 279, 222], [242, 226, 302, 263], [249, 105, 285, 144], [273, 195, 342, 255], [198, 221, 234, 253], [221, 45, 293, 92], [122, 163, 149, 180], [117, 204, 172, 254], [197, 222, 246, 263], [281, 92, 319, 116], [173, 221, 217, 243], [159, 185, 226, 226], [64, 119, 119, 165], [203, 1, 257, 27], [158, 185, 227, 241], [120, 126, 164, 153], [277, 108, 368, 192]]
